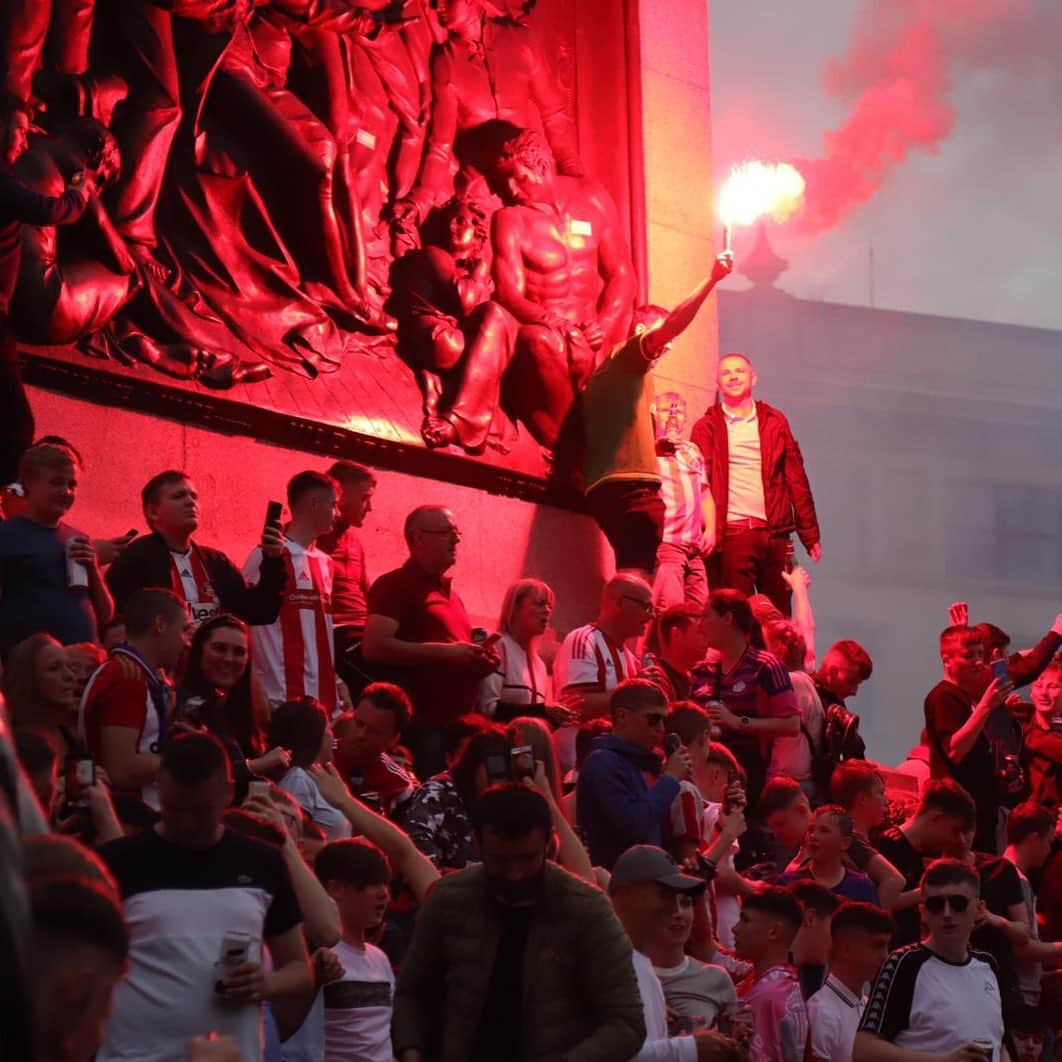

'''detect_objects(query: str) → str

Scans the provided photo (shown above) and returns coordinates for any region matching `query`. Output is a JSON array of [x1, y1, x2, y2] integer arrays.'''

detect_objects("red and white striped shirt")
[[169, 546, 220, 627], [657, 440, 708, 547], [244, 540, 337, 712], [553, 624, 638, 772]]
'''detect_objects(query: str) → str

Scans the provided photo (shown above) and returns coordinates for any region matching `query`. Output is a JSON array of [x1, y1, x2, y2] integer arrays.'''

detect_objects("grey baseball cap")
[[609, 845, 707, 895]]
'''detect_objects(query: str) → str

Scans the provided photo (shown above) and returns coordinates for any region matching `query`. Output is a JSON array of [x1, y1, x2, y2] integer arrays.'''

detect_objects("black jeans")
[[585, 479, 665, 575], [710, 527, 793, 615]]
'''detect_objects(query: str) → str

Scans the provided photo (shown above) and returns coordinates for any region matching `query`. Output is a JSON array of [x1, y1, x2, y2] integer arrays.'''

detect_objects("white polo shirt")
[[808, 973, 865, 1062]]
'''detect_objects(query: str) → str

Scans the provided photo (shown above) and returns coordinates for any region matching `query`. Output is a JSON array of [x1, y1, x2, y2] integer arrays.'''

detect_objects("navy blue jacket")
[[576, 734, 679, 869]]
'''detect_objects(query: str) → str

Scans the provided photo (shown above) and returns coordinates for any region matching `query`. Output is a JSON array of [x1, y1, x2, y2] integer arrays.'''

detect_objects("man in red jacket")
[[691, 354, 821, 616]]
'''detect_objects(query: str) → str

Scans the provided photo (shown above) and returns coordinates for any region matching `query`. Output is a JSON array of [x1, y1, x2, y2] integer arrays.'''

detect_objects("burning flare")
[[718, 162, 807, 249]]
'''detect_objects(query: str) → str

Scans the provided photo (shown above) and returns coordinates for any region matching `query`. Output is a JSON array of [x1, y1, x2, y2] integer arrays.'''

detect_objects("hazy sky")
[[709, 0, 1062, 331]]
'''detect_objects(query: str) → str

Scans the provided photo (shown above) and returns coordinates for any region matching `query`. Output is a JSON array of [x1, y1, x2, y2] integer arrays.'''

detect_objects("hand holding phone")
[[261, 501, 285, 558]]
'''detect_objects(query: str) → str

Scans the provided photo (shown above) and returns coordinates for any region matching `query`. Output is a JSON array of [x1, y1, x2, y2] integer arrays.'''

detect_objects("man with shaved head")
[[552, 571, 654, 772], [364, 504, 498, 776], [691, 353, 820, 616]]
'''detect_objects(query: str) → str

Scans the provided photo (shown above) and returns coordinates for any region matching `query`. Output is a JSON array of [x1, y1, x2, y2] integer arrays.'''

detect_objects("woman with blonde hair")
[[477, 581, 552, 722], [479, 577, 574, 727], [3, 633, 80, 757]]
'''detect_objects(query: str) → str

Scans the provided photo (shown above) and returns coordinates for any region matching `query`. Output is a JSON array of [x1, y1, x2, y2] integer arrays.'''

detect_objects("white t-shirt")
[[244, 540, 337, 711], [655, 955, 737, 1028], [554, 623, 638, 771], [478, 632, 552, 717], [859, 945, 1005, 1060], [97, 828, 302, 1062], [323, 939, 395, 1062], [808, 973, 865, 1062], [632, 950, 698, 1062], [279, 766, 352, 842], [768, 671, 824, 784], [703, 800, 741, 949]]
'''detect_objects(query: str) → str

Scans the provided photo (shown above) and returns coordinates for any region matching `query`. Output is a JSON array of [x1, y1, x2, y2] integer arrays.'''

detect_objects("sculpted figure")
[[10, 118, 135, 344], [296, 2, 430, 315], [391, 0, 581, 249], [487, 128, 635, 449], [389, 191, 514, 452], [212, 0, 375, 317]]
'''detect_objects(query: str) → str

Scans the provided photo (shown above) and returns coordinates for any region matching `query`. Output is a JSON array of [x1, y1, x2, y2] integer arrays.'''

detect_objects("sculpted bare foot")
[[422, 415, 457, 448]]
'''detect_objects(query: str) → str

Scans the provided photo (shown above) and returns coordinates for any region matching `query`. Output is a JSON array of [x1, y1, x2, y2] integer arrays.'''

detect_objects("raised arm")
[[311, 764, 440, 903], [642, 254, 734, 357]]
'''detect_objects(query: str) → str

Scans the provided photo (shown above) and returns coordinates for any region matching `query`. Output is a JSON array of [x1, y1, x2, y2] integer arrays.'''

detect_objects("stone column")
[[637, 0, 719, 415]]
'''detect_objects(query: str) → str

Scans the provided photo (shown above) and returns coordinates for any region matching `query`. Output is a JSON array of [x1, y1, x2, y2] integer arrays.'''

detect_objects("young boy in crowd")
[[315, 838, 395, 1062], [732, 886, 809, 1062], [807, 902, 894, 1062], [756, 776, 812, 878], [874, 778, 978, 947], [828, 761, 906, 907], [855, 859, 1007, 1060], [780, 806, 880, 903], [0, 441, 113, 651], [788, 880, 840, 999]]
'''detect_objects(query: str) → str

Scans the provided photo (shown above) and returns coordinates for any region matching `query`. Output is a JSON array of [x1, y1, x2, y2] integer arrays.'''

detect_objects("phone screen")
[[64, 756, 94, 799]]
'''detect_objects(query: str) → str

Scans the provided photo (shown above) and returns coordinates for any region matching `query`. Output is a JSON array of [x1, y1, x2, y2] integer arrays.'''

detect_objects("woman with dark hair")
[[267, 697, 351, 842], [393, 724, 513, 870], [176, 614, 288, 780], [3, 633, 80, 757]]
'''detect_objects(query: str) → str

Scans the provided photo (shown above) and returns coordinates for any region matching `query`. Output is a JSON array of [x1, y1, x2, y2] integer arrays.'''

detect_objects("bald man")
[[552, 572, 654, 772], [363, 505, 498, 776]]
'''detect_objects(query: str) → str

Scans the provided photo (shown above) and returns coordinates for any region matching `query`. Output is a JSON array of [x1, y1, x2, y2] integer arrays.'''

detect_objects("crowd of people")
[[1, 365, 1062, 1062]]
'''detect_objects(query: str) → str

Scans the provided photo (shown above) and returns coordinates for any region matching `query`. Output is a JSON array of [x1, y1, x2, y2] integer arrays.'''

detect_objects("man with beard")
[[393, 784, 646, 1062]]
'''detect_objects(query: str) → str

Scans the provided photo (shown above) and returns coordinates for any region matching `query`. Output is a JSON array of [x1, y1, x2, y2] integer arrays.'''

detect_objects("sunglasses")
[[923, 893, 972, 915]]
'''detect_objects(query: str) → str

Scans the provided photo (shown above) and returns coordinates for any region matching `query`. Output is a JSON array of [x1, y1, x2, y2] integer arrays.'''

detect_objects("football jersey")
[[80, 648, 164, 810], [553, 624, 639, 772], [168, 545, 221, 627], [244, 540, 337, 711]]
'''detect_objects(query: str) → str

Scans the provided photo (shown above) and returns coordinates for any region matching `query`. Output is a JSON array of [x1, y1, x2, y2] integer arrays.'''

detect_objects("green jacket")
[[392, 861, 646, 1062]]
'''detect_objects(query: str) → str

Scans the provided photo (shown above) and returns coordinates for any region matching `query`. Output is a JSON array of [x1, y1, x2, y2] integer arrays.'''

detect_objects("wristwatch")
[[740, 715, 751, 728]]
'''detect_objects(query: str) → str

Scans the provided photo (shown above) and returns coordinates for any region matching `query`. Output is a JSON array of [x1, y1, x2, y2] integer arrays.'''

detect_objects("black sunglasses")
[[924, 893, 972, 915]]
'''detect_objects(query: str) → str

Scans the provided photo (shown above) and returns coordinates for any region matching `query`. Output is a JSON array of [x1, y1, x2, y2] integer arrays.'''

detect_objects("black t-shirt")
[[874, 827, 926, 947], [469, 902, 535, 1062], [100, 826, 302, 939], [924, 681, 998, 847], [972, 854, 1025, 1020]]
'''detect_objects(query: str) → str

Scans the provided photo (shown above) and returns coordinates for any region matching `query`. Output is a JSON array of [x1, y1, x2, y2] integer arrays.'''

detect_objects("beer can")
[[66, 538, 89, 589]]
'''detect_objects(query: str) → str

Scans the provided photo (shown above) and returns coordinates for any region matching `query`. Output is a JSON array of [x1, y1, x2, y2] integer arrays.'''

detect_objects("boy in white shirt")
[[244, 470, 341, 711], [314, 838, 395, 1062], [808, 902, 893, 1062]]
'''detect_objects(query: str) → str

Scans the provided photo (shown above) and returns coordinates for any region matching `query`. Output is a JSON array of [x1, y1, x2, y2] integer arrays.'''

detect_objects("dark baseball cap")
[[609, 845, 706, 895]]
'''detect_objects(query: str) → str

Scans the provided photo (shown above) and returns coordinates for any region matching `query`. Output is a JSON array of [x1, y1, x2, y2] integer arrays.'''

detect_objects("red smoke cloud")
[[796, 0, 1020, 233]]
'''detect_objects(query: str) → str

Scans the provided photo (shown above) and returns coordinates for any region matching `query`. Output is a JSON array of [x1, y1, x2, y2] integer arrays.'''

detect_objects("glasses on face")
[[923, 893, 972, 915], [622, 595, 655, 615], [419, 527, 460, 539]]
